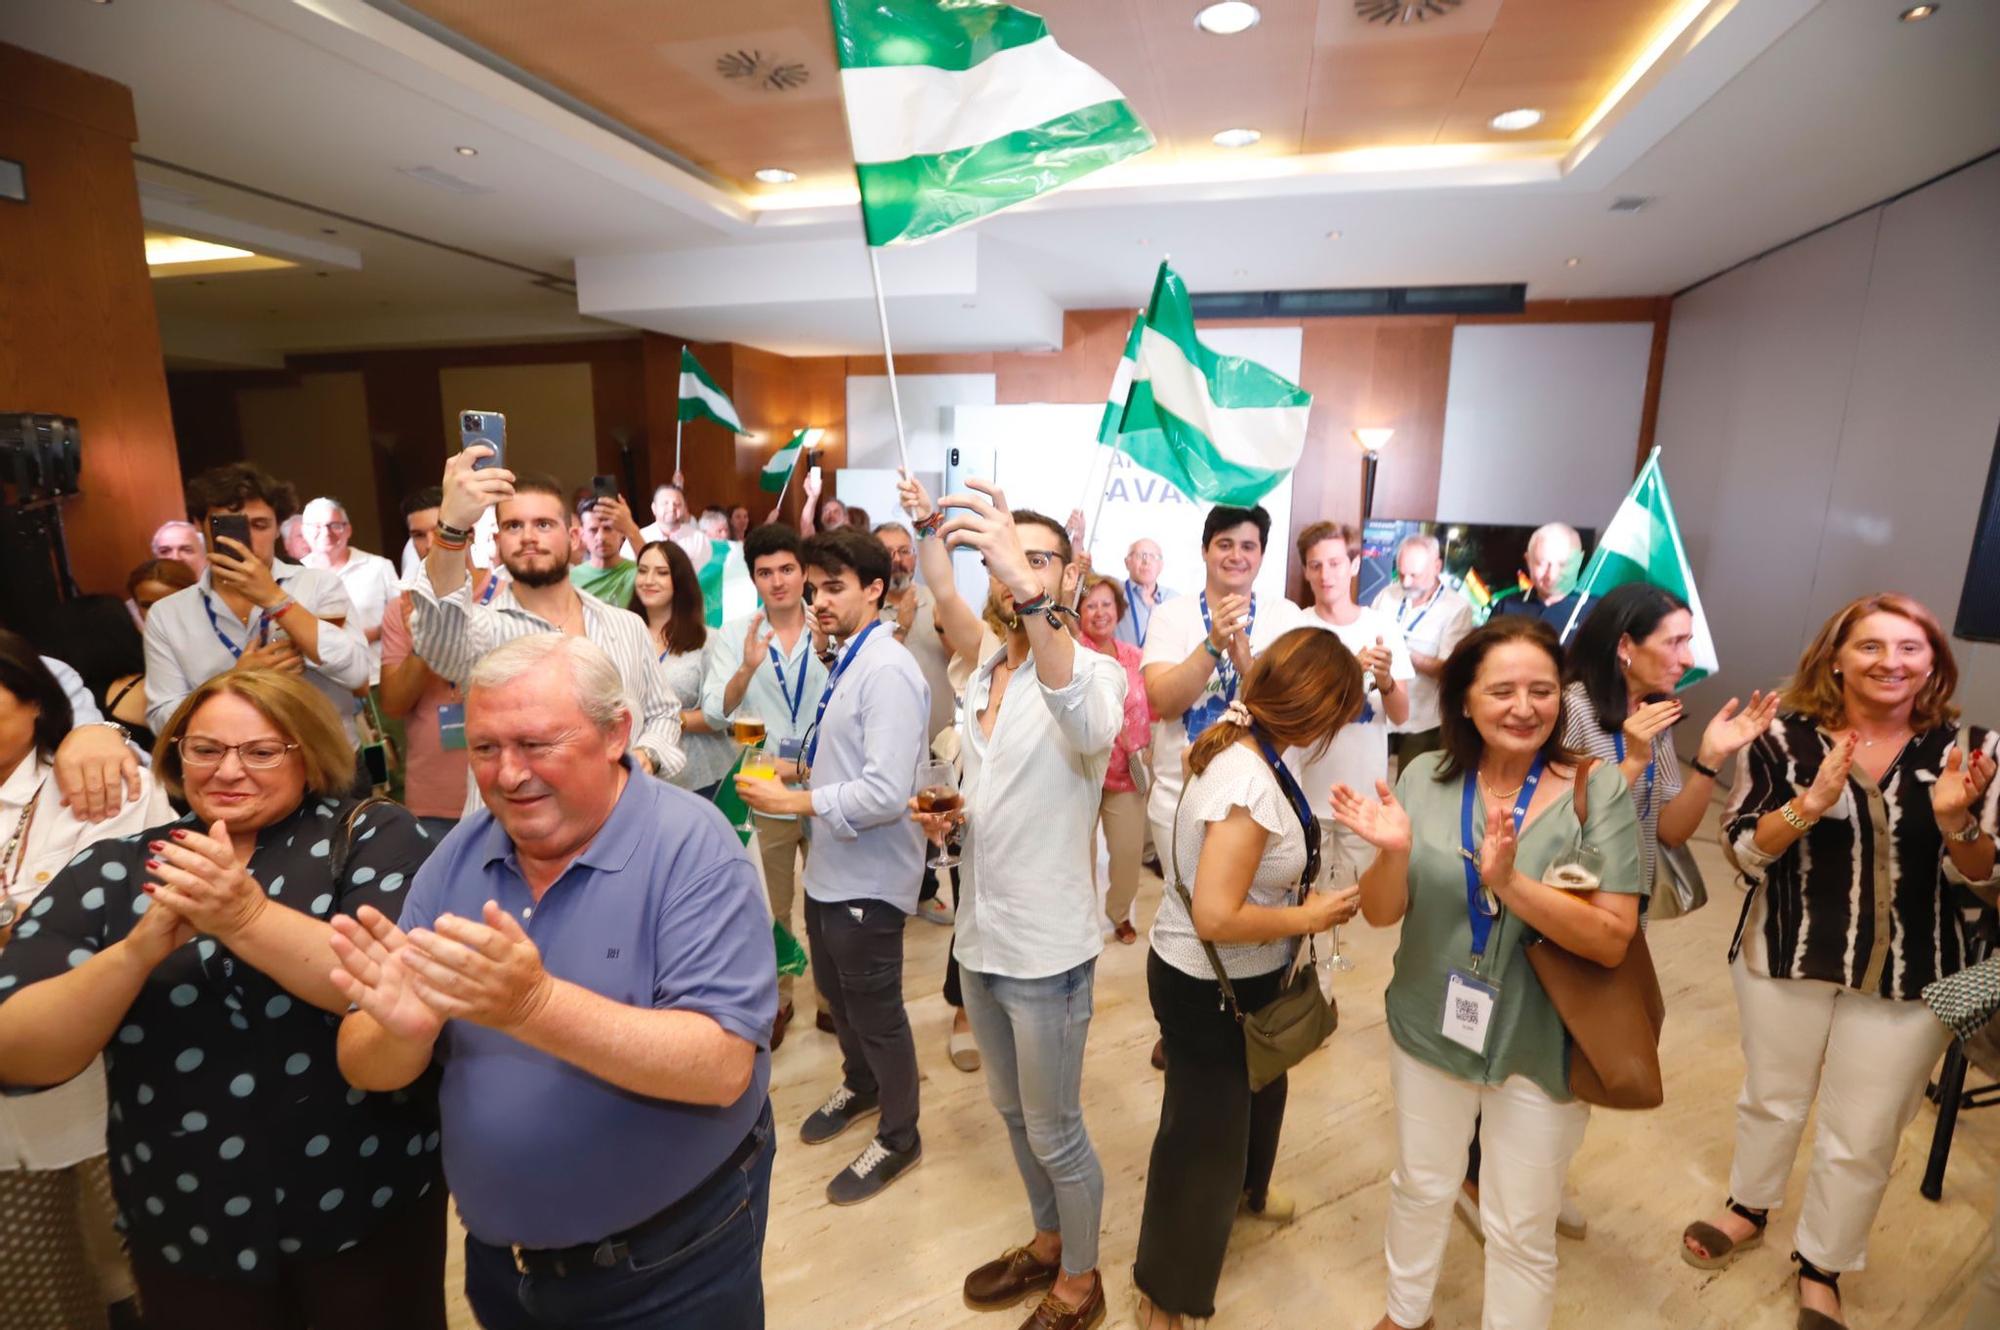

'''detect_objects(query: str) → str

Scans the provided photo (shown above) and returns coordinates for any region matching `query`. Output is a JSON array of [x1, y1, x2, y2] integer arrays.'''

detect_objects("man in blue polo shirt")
[[329, 633, 776, 1329]]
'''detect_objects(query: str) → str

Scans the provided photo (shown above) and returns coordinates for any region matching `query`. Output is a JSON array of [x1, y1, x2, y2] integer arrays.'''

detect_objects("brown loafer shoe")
[[771, 1002, 795, 1051], [1020, 1273, 1104, 1329], [1149, 1038, 1165, 1071], [964, 1245, 1059, 1310], [816, 1009, 837, 1034]]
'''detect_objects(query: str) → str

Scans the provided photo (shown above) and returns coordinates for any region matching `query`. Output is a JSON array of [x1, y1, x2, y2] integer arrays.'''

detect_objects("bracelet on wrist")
[[913, 511, 944, 539], [432, 531, 468, 552], [263, 595, 296, 620], [1946, 819, 1986, 845], [437, 520, 473, 543], [1778, 801, 1816, 833], [1688, 755, 1722, 780], [1204, 639, 1223, 659]]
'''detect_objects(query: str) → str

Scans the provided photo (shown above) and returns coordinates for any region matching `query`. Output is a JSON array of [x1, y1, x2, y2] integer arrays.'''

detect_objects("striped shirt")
[[1723, 713, 2000, 999], [1561, 681, 1681, 895], [405, 574, 683, 781]]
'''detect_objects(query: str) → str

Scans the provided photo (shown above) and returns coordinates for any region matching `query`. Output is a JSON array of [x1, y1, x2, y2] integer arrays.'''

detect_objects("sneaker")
[[1557, 1192, 1588, 1241], [826, 1136, 921, 1205], [948, 1025, 982, 1073], [800, 1084, 880, 1146], [917, 897, 955, 926]]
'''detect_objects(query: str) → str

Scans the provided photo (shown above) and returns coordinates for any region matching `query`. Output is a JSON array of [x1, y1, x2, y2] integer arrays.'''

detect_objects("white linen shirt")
[[1370, 580, 1474, 734], [311, 548, 401, 685], [0, 755, 173, 1171], [951, 643, 1126, 980], [143, 562, 370, 743], [701, 615, 829, 823]]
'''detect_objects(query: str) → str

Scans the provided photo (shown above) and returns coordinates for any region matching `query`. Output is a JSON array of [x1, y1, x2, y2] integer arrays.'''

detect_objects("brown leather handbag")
[[1523, 757, 1667, 1110]]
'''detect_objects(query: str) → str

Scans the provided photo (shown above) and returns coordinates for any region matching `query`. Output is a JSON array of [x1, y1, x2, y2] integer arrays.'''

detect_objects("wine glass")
[[1547, 842, 1605, 893], [915, 759, 964, 869], [1323, 843, 1358, 975], [733, 710, 771, 834]]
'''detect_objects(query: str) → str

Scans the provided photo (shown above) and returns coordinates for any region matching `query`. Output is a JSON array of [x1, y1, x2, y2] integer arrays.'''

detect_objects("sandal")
[[1794, 1253, 1847, 1330], [1681, 1198, 1768, 1270]]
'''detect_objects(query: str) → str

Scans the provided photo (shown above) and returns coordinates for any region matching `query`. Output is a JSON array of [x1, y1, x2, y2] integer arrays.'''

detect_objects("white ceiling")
[[7, 0, 1999, 363]]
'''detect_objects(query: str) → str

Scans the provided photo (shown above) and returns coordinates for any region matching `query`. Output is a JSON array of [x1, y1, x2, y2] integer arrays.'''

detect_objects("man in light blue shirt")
[[1114, 537, 1173, 648], [737, 527, 928, 1207]]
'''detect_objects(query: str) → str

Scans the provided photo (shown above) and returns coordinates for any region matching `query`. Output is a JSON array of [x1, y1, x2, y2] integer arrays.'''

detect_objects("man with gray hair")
[[301, 496, 402, 682], [1370, 531, 1474, 764], [332, 633, 777, 1328], [1495, 521, 1586, 631], [149, 519, 206, 576]]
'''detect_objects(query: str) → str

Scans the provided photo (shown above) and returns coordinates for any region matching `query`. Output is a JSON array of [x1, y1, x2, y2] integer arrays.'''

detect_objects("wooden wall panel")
[[0, 44, 182, 598]]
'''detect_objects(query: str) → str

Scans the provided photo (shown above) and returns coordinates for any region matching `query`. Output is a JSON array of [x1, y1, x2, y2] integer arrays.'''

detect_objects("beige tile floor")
[[444, 824, 1997, 1329]]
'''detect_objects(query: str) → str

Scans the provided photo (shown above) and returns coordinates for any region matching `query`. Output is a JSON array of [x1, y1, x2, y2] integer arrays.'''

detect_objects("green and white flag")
[[1117, 262, 1312, 507], [678, 348, 743, 433], [1561, 447, 1719, 687], [1097, 311, 1145, 445], [759, 431, 807, 493], [829, 0, 1154, 247]]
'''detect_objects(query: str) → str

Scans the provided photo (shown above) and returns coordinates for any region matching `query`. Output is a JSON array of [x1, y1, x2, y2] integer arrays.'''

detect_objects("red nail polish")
[[148, 840, 165, 852], [145, 859, 161, 870], [170, 830, 188, 841]]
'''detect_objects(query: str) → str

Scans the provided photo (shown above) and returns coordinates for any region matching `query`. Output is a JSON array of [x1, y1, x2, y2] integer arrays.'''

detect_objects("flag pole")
[[865, 248, 914, 476], [773, 437, 805, 511], [673, 412, 684, 481]]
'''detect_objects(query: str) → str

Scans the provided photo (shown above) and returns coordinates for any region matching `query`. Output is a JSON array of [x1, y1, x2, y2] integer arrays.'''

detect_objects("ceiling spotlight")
[[753, 167, 798, 184], [1488, 107, 1543, 132], [1212, 127, 1262, 149], [1564, 257, 1582, 268], [1194, 2, 1261, 35], [1898, 4, 1939, 20], [454, 145, 478, 157]]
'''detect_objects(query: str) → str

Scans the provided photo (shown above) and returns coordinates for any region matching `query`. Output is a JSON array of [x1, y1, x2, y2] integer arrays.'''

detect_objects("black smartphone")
[[1640, 691, 1687, 724], [209, 513, 252, 559], [460, 410, 506, 470], [591, 474, 620, 501]]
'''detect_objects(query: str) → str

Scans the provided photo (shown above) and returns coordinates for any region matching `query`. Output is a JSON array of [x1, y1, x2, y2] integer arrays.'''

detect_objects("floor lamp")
[[1354, 428, 1394, 525]]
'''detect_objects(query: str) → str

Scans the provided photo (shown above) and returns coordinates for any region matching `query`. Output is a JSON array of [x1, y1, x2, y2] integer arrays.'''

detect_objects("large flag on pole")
[[1561, 447, 1719, 687], [759, 431, 808, 493], [1097, 312, 1145, 444], [828, 0, 1154, 247], [1116, 261, 1312, 507], [679, 348, 743, 433]]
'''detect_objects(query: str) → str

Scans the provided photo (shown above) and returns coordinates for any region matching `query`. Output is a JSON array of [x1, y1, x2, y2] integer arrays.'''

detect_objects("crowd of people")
[[0, 441, 1996, 1330]]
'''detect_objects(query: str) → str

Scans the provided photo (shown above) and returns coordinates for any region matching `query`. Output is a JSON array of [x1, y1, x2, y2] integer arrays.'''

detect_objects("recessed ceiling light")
[[1325, 229, 1343, 241], [1194, 2, 1261, 35], [454, 145, 478, 157], [1212, 127, 1261, 149], [753, 167, 798, 184], [1564, 257, 1582, 268], [144, 235, 254, 265], [1488, 107, 1543, 132], [1899, 4, 1939, 20]]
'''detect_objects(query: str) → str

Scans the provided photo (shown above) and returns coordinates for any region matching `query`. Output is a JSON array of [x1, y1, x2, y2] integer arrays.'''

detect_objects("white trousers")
[[1383, 1045, 1590, 1330], [1728, 955, 1950, 1271]]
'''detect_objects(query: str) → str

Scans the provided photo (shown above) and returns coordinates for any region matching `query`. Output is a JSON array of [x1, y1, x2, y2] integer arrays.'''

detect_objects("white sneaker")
[[917, 898, 954, 926]]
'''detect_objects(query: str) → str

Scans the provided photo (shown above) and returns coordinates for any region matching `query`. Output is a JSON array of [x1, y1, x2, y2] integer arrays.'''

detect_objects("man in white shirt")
[[874, 520, 959, 928], [410, 449, 683, 785], [149, 519, 206, 577], [625, 482, 711, 568], [300, 496, 403, 684], [701, 522, 830, 1047], [143, 465, 371, 755], [903, 477, 1122, 1328], [1370, 532, 1474, 765], [1141, 504, 1306, 858]]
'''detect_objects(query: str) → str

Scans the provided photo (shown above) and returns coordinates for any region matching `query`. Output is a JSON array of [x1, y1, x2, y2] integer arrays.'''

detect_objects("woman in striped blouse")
[[1681, 593, 1997, 1330]]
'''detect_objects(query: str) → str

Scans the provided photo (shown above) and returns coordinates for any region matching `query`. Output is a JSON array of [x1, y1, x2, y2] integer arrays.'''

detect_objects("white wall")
[[1436, 323, 1655, 530], [1654, 153, 2000, 725]]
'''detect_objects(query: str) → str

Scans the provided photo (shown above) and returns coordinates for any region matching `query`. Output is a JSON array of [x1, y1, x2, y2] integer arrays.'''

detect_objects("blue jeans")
[[462, 1101, 774, 1329], [959, 959, 1103, 1275]]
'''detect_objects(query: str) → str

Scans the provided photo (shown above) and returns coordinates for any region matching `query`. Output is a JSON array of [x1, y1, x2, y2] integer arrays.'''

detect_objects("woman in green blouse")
[[1332, 615, 1644, 1330]]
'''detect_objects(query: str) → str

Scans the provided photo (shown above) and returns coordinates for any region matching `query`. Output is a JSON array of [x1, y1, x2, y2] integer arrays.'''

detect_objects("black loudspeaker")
[[1955, 422, 2000, 644], [0, 412, 83, 506]]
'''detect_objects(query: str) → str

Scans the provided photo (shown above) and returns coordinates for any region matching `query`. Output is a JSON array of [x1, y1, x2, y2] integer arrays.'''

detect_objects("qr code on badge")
[[1453, 996, 1481, 1025]]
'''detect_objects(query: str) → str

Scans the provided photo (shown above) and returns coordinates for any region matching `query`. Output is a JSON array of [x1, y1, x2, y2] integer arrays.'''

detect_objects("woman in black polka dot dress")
[[0, 671, 444, 1329]]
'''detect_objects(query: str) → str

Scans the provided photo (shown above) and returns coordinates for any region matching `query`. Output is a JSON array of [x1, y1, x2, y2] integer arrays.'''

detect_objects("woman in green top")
[[1332, 616, 1644, 1330]]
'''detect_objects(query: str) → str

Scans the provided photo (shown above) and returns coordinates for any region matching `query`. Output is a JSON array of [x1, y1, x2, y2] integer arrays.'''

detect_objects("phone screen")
[[209, 514, 252, 558]]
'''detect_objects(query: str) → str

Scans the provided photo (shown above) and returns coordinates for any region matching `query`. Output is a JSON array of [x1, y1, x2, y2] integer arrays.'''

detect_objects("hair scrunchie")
[[1221, 699, 1254, 728]]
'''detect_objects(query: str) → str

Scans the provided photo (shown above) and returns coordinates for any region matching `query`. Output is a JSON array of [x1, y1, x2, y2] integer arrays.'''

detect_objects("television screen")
[[1360, 518, 1597, 618]]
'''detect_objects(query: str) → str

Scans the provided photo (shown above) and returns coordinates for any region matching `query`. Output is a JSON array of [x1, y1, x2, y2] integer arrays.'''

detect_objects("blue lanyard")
[[1185, 591, 1256, 743], [1395, 588, 1437, 639], [804, 621, 879, 768], [1612, 732, 1657, 820], [476, 575, 501, 607], [1459, 755, 1545, 959], [201, 589, 272, 659], [768, 641, 811, 727], [1253, 733, 1322, 888]]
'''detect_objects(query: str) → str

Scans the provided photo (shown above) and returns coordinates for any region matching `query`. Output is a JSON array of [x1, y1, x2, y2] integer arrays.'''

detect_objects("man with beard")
[[735, 528, 929, 1207], [409, 446, 684, 785]]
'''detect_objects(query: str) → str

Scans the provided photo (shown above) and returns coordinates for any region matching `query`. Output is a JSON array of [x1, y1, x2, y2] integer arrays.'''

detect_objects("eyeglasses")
[[177, 738, 299, 770], [980, 550, 1063, 571]]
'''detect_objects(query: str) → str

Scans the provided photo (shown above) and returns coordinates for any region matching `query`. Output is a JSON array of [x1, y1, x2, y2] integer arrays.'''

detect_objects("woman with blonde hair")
[[1681, 593, 1995, 1330], [1130, 627, 1366, 1330], [0, 669, 444, 1330]]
